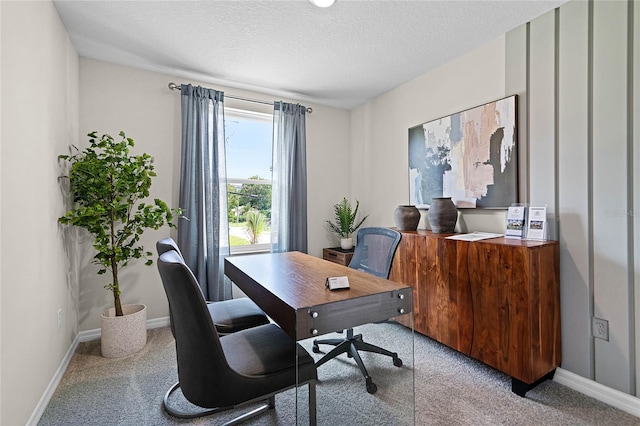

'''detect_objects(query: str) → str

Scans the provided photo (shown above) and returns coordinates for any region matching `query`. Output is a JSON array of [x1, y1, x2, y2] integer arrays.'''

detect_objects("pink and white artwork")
[[409, 95, 518, 209]]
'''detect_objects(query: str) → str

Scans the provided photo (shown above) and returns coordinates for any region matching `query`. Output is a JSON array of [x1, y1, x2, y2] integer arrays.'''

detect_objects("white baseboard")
[[554, 367, 640, 418], [26, 335, 80, 426], [147, 315, 171, 330], [28, 316, 171, 425]]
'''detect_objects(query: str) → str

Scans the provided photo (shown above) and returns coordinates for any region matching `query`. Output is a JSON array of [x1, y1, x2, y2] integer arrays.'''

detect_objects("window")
[[225, 108, 273, 254]]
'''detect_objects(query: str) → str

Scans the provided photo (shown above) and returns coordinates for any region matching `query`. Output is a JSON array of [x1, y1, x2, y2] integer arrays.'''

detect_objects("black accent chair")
[[312, 227, 402, 394], [157, 250, 317, 423], [156, 238, 269, 335]]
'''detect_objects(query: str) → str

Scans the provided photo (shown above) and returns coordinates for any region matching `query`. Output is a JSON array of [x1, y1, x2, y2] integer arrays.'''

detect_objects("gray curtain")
[[271, 101, 308, 253], [178, 84, 231, 301]]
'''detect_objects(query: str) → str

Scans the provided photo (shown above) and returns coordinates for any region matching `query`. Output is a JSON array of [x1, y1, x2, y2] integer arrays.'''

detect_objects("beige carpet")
[[39, 322, 639, 425]]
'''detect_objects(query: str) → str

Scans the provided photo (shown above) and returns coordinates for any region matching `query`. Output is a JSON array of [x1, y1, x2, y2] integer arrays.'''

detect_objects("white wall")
[[0, 1, 79, 424], [78, 59, 351, 331], [350, 36, 508, 232]]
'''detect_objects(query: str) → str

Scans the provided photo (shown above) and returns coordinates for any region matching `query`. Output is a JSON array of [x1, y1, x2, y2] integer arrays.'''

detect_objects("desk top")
[[225, 251, 412, 340]]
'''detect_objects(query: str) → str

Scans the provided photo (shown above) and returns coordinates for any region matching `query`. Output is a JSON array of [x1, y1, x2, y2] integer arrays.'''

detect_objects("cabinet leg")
[[511, 370, 556, 397]]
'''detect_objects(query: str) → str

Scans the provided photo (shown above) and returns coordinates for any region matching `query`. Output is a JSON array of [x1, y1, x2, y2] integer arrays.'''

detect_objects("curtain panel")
[[271, 101, 308, 253], [178, 84, 231, 301]]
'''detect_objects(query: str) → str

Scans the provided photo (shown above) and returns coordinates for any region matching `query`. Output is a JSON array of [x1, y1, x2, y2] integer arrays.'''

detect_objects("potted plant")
[[326, 197, 368, 250], [58, 131, 180, 358]]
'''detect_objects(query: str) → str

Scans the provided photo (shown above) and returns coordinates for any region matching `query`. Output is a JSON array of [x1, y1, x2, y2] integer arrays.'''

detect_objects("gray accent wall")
[[506, 0, 639, 395]]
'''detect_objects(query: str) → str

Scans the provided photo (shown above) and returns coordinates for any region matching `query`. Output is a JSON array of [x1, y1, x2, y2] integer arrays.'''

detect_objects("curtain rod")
[[168, 82, 312, 114]]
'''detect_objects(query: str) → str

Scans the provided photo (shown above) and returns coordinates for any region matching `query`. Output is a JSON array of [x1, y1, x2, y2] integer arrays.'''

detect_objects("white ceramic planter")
[[100, 304, 147, 358], [340, 238, 353, 250]]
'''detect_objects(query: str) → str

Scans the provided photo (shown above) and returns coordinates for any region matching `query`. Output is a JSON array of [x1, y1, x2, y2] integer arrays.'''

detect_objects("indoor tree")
[[58, 131, 180, 317]]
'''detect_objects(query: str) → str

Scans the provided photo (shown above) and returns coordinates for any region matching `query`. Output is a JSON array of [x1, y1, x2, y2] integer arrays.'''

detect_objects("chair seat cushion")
[[221, 324, 317, 383], [208, 298, 269, 334]]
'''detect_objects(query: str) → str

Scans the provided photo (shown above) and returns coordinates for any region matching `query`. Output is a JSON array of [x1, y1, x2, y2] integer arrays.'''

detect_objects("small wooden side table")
[[322, 247, 354, 266]]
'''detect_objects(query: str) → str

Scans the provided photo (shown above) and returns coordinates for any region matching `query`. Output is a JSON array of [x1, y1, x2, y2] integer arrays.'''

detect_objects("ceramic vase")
[[340, 237, 353, 250], [393, 205, 420, 231], [428, 197, 457, 233], [100, 304, 147, 358]]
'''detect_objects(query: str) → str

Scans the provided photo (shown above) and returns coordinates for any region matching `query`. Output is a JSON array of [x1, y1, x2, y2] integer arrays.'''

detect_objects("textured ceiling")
[[53, 0, 566, 110]]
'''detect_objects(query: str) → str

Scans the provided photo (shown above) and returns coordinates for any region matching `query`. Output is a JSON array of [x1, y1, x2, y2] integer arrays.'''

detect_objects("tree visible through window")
[[225, 108, 273, 253]]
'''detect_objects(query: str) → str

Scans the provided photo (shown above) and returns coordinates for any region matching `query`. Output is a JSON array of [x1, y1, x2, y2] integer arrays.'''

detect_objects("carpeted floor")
[[39, 322, 639, 425]]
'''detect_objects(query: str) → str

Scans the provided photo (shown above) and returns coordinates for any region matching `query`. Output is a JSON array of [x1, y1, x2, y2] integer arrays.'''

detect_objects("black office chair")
[[156, 238, 269, 335], [312, 227, 402, 394], [157, 250, 317, 422]]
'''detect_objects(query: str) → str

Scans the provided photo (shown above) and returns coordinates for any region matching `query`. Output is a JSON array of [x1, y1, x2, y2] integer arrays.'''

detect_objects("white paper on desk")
[[445, 231, 503, 241]]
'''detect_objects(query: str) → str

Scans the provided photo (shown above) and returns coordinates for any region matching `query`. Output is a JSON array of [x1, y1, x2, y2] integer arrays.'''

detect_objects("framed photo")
[[408, 95, 518, 209]]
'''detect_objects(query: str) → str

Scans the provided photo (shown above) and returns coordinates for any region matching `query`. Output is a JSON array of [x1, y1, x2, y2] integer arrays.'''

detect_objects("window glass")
[[225, 108, 273, 253]]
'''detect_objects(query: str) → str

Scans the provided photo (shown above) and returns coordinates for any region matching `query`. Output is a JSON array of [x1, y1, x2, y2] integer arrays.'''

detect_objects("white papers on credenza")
[[445, 232, 503, 242], [505, 206, 526, 239], [526, 206, 547, 240]]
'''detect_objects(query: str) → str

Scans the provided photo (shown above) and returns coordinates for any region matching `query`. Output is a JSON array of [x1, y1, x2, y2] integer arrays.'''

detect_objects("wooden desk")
[[226, 251, 415, 424], [224, 251, 413, 341]]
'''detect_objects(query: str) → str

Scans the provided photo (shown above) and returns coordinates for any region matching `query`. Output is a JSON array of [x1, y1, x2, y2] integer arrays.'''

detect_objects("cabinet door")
[[467, 242, 515, 375], [425, 238, 473, 354], [467, 241, 561, 383]]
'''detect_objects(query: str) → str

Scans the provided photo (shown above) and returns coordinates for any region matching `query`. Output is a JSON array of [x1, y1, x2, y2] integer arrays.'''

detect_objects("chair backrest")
[[348, 227, 402, 279], [156, 237, 184, 259], [157, 250, 237, 407], [157, 237, 206, 297]]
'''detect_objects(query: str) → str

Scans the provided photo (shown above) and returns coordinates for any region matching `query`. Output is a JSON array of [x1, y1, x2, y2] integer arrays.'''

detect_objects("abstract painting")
[[408, 95, 518, 209]]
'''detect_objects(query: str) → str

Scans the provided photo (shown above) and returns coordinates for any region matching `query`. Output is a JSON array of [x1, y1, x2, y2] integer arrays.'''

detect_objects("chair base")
[[163, 380, 317, 425], [313, 329, 402, 394]]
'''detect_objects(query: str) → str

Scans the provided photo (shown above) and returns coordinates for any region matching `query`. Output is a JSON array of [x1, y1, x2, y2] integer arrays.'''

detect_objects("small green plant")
[[58, 131, 180, 317], [326, 197, 368, 239]]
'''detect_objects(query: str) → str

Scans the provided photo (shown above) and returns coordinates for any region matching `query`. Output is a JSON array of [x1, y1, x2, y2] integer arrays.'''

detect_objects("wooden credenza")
[[389, 230, 561, 396]]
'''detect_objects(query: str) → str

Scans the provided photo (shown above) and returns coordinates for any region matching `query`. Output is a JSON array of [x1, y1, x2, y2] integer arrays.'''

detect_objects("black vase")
[[427, 197, 457, 233], [393, 205, 420, 231]]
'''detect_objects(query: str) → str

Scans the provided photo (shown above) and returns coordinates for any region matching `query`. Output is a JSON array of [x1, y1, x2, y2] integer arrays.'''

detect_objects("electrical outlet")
[[57, 309, 62, 332], [592, 317, 609, 341]]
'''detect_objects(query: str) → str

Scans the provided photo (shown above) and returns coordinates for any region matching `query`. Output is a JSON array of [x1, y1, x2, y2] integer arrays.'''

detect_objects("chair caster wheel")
[[393, 357, 403, 367], [366, 378, 377, 394], [312, 344, 320, 353]]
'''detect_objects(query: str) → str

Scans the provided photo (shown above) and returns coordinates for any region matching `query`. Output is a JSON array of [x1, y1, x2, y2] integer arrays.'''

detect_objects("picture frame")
[[408, 95, 518, 209]]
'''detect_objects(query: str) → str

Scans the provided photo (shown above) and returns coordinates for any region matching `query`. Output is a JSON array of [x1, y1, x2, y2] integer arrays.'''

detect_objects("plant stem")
[[112, 257, 123, 317], [108, 169, 123, 317]]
